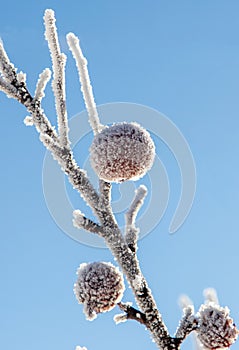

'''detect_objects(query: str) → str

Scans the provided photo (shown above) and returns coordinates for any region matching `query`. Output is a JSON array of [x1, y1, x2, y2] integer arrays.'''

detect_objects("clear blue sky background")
[[1, 1, 239, 350]]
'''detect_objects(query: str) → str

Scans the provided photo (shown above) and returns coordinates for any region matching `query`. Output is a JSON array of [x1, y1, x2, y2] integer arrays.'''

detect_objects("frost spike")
[[73, 210, 104, 235], [66, 32, 103, 135], [34, 68, 52, 102], [125, 185, 147, 252], [44, 9, 70, 147]]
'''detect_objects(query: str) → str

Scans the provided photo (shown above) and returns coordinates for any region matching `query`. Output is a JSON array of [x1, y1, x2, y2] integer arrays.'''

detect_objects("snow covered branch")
[[73, 210, 105, 235], [66, 32, 103, 135], [34, 68, 52, 102], [0, 8, 238, 350], [125, 185, 147, 252], [44, 9, 70, 147]]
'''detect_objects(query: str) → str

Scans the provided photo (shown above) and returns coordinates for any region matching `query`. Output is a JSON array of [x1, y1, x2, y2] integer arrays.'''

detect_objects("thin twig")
[[73, 210, 104, 235], [125, 185, 147, 252], [34, 68, 52, 102], [66, 32, 103, 135], [44, 9, 70, 147], [174, 305, 198, 344]]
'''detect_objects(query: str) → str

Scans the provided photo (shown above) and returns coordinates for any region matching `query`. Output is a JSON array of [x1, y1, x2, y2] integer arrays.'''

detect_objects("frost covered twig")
[[0, 76, 18, 99], [73, 210, 104, 235], [66, 32, 103, 134], [1, 9, 238, 350], [125, 185, 147, 252], [34, 68, 51, 102], [99, 179, 112, 207], [175, 305, 198, 344], [44, 9, 70, 147]]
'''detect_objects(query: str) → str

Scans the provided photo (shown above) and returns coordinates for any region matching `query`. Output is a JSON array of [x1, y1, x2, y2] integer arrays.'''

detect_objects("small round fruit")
[[90, 122, 155, 182], [74, 262, 125, 320]]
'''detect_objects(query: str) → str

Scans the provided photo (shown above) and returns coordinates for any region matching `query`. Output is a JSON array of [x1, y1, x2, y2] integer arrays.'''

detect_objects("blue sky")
[[1, 1, 239, 350]]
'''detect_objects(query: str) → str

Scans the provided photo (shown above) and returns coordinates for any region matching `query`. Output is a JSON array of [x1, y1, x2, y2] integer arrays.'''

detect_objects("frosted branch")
[[178, 294, 209, 350], [175, 305, 198, 343], [73, 210, 104, 235], [44, 9, 70, 147], [66, 32, 103, 135], [0, 77, 18, 99], [34, 68, 51, 102], [1, 10, 229, 350], [125, 185, 147, 252], [99, 179, 112, 206], [0, 40, 17, 83], [17, 72, 26, 84], [126, 185, 148, 226]]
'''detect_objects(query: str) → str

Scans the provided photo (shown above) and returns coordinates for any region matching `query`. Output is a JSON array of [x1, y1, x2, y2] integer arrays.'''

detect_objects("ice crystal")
[[90, 122, 155, 182], [197, 303, 239, 349], [24, 116, 34, 126], [114, 313, 128, 324], [74, 262, 125, 320]]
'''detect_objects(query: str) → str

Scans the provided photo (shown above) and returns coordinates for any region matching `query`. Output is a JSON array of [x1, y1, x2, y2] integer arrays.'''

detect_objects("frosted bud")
[[74, 262, 125, 320], [90, 122, 155, 182], [196, 303, 239, 349]]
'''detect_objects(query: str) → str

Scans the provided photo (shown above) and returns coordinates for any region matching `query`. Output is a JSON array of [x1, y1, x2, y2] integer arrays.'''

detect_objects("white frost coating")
[[126, 185, 148, 226], [44, 9, 69, 147], [175, 304, 196, 340], [131, 274, 144, 291], [114, 313, 128, 324], [125, 185, 147, 252], [90, 122, 155, 182], [203, 288, 219, 305], [0, 77, 18, 99], [66, 32, 103, 135], [72, 209, 85, 228], [34, 68, 51, 101], [0, 40, 17, 83], [24, 116, 34, 126], [17, 71, 26, 83], [74, 262, 125, 321]]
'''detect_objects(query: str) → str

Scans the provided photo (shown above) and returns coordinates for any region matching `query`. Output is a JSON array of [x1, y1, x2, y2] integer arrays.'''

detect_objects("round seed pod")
[[74, 262, 125, 321], [90, 122, 155, 182], [196, 303, 239, 349]]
